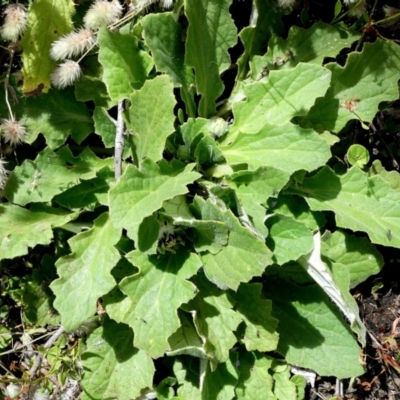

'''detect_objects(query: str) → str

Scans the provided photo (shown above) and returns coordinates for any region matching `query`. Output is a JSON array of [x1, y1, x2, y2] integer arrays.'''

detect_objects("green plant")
[[1, 0, 400, 399]]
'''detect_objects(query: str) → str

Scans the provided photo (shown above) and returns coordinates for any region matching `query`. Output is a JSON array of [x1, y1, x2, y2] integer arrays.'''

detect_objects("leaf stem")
[[114, 100, 125, 180]]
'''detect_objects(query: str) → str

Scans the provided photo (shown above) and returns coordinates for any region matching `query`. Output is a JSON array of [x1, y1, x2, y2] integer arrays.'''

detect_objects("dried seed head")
[[0, 3, 28, 42], [0, 158, 9, 190], [50, 29, 96, 61], [1, 118, 27, 147], [50, 60, 82, 89], [83, 0, 123, 30]]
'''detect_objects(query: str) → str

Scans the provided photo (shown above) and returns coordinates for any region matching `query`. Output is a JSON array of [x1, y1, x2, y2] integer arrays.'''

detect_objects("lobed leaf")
[[305, 40, 400, 132], [251, 22, 359, 79], [0, 204, 75, 260], [233, 284, 279, 352], [185, 0, 237, 117], [142, 13, 196, 116], [50, 213, 121, 331], [321, 230, 383, 288], [4, 147, 111, 206], [20, 0, 75, 94], [220, 122, 331, 175], [295, 166, 400, 248], [98, 28, 153, 101], [114, 250, 202, 358], [265, 275, 365, 378], [185, 274, 242, 365], [81, 319, 154, 400], [109, 158, 200, 241], [224, 63, 331, 140], [194, 197, 273, 290], [266, 215, 314, 265], [126, 75, 176, 162]]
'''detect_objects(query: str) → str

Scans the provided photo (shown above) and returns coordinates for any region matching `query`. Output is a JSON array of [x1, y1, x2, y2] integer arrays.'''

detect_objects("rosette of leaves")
[[1, 0, 400, 399]]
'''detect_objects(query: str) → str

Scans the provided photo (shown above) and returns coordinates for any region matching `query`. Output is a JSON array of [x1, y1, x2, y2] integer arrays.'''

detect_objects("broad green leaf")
[[291, 375, 307, 400], [224, 63, 331, 141], [295, 166, 400, 248], [21, 262, 60, 326], [321, 230, 383, 288], [298, 233, 366, 345], [266, 215, 314, 264], [201, 354, 239, 400], [98, 28, 153, 101], [229, 167, 290, 238], [109, 158, 200, 241], [20, 0, 74, 94], [54, 168, 114, 211], [185, 0, 237, 117], [235, 351, 276, 400], [174, 218, 229, 254], [180, 118, 209, 151], [233, 284, 279, 352], [267, 194, 326, 231], [305, 40, 400, 132], [126, 75, 176, 162], [194, 197, 272, 290], [251, 22, 359, 79], [167, 311, 206, 359], [75, 56, 114, 108], [237, 0, 284, 80], [272, 365, 297, 400], [81, 319, 154, 400], [173, 358, 201, 400], [115, 250, 202, 358], [0, 86, 93, 149], [265, 276, 365, 378], [0, 204, 75, 260], [142, 13, 196, 117], [347, 144, 369, 167], [162, 195, 195, 221], [220, 123, 331, 175], [4, 147, 111, 206], [93, 106, 117, 148], [51, 213, 120, 331], [369, 159, 400, 192], [194, 135, 225, 167], [185, 274, 242, 364]]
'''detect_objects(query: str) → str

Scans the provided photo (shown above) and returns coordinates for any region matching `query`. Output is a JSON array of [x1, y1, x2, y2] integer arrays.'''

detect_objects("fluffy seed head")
[[382, 5, 400, 27], [161, 0, 174, 9], [0, 3, 28, 42], [346, 0, 367, 17], [0, 158, 9, 190], [51, 60, 82, 89], [277, 0, 297, 8], [1, 118, 27, 146], [83, 0, 123, 30], [50, 29, 96, 61]]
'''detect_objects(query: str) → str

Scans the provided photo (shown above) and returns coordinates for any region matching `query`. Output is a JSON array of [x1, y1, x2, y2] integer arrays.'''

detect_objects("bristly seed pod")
[[1, 118, 27, 147], [0, 3, 27, 42], [50, 60, 82, 89], [50, 29, 96, 61], [83, 0, 123, 30]]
